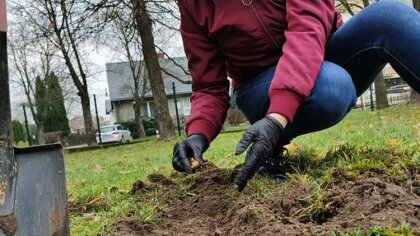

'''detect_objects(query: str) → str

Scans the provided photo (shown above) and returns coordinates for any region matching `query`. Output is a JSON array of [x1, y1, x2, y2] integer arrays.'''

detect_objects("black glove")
[[234, 116, 284, 192], [172, 133, 208, 173]]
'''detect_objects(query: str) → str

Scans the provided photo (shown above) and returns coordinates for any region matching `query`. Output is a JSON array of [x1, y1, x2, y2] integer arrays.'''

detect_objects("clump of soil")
[[108, 217, 154, 236], [0, 214, 17, 236], [147, 173, 174, 186], [129, 173, 175, 195], [129, 180, 153, 195], [109, 164, 419, 235]]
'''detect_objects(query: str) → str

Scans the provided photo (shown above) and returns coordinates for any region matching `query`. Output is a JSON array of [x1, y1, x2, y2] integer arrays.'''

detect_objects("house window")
[[148, 102, 155, 117], [182, 98, 191, 116], [140, 102, 155, 118], [140, 103, 148, 117]]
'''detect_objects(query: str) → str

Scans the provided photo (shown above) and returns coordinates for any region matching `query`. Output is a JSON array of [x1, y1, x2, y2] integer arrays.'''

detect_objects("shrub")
[[226, 108, 247, 126], [44, 131, 65, 145], [116, 118, 157, 138], [117, 120, 138, 138], [12, 120, 26, 144], [143, 117, 157, 136], [66, 132, 96, 147]]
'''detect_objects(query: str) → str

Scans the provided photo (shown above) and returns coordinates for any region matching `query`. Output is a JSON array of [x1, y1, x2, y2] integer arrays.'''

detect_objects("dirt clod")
[[108, 217, 153, 236], [0, 214, 17, 236], [147, 173, 174, 186], [130, 180, 153, 195]]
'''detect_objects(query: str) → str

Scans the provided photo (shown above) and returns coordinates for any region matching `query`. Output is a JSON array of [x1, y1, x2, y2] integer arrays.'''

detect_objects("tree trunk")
[[362, 0, 369, 7], [37, 124, 45, 145], [374, 72, 389, 109], [59, 41, 94, 143], [414, 0, 420, 10], [80, 93, 94, 144], [133, 94, 146, 138], [132, 0, 175, 140], [409, 90, 420, 104]]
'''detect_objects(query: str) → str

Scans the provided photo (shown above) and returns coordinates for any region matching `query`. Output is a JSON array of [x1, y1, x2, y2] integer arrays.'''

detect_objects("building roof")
[[106, 57, 192, 102], [382, 64, 399, 80]]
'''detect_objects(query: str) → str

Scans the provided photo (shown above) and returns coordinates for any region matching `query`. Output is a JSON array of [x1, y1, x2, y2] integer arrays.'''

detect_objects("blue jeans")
[[235, 0, 420, 145]]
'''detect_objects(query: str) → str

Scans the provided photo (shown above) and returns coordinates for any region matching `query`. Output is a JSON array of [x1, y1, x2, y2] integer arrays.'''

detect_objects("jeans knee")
[[371, 0, 407, 12], [364, 0, 414, 32], [313, 62, 356, 123]]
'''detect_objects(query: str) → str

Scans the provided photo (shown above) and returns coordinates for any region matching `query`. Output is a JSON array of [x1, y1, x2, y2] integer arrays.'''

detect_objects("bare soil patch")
[[107, 161, 419, 236]]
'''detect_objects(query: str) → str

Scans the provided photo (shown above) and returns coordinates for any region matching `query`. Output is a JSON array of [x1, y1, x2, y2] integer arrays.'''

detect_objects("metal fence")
[[356, 83, 412, 109]]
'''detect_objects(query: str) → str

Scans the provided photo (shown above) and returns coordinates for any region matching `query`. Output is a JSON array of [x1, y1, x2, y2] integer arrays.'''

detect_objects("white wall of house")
[[109, 95, 192, 124], [109, 111, 117, 125], [167, 96, 191, 118], [114, 101, 135, 122]]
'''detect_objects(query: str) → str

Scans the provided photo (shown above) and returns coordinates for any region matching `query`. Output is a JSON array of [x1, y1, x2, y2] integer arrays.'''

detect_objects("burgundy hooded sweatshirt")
[[179, 0, 343, 143]]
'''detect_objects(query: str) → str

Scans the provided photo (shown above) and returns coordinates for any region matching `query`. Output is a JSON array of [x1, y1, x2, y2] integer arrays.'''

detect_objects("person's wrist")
[[268, 113, 288, 128], [187, 133, 209, 151]]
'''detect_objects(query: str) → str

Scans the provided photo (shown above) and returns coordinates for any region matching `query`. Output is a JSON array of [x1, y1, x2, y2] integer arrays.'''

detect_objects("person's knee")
[[314, 62, 356, 123], [364, 0, 412, 32], [371, 0, 407, 13]]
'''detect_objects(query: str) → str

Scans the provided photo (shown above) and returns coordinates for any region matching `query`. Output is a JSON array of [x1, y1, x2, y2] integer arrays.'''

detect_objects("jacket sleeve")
[[178, 1, 230, 144], [267, 0, 336, 121]]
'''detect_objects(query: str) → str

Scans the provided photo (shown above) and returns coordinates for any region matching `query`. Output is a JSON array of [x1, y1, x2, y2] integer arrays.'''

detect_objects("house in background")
[[105, 56, 193, 125]]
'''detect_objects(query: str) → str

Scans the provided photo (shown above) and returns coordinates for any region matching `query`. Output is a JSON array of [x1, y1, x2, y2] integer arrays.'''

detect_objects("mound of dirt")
[[110, 164, 419, 236]]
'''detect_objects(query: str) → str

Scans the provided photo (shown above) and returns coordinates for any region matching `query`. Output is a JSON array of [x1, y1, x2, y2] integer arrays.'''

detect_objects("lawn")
[[66, 106, 419, 235]]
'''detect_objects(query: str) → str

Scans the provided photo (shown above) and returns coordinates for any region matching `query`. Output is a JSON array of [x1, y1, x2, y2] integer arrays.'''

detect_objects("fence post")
[[172, 82, 181, 136], [94, 94, 102, 144], [22, 104, 31, 146]]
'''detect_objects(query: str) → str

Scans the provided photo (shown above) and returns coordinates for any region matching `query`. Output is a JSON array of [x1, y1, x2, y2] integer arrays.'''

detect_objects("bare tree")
[[112, 11, 147, 138], [11, 0, 99, 143], [87, 0, 187, 139], [131, 0, 175, 140], [8, 23, 57, 144]]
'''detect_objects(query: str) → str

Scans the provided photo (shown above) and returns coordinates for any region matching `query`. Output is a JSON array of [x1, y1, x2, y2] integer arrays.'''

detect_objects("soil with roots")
[[107, 162, 420, 236]]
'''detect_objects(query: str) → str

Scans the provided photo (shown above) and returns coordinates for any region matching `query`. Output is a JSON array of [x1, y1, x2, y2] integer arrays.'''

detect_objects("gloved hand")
[[172, 133, 208, 173], [234, 116, 284, 192]]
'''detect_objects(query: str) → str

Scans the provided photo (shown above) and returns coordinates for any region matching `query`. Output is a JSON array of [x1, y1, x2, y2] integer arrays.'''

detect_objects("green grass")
[[331, 222, 416, 236], [65, 106, 420, 235], [66, 138, 183, 234], [292, 106, 419, 153]]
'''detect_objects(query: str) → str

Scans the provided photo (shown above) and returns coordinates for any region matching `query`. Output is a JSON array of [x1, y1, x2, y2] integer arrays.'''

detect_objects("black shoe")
[[257, 147, 289, 181]]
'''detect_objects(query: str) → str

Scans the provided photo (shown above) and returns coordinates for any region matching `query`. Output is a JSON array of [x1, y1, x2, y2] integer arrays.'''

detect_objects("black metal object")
[[13, 144, 70, 235], [22, 105, 31, 146], [0, 26, 17, 236], [172, 82, 181, 136], [0, 2, 69, 234], [94, 94, 102, 144]]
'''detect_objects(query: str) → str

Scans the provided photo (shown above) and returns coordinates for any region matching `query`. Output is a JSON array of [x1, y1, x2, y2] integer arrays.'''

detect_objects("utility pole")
[[22, 104, 31, 146], [94, 94, 102, 144], [172, 82, 181, 136]]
